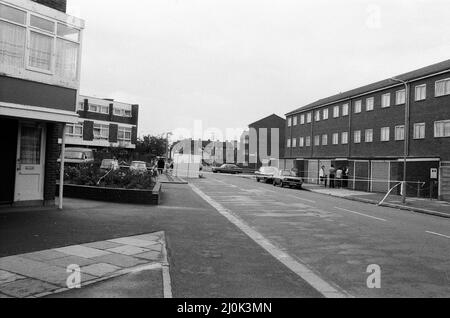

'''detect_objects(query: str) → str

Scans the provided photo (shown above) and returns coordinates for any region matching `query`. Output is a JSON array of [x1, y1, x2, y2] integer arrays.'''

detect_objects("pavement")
[[190, 174, 450, 297], [237, 174, 450, 218], [0, 183, 321, 298]]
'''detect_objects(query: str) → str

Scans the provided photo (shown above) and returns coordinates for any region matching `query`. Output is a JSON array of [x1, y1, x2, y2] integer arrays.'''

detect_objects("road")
[[190, 173, 450, 297]]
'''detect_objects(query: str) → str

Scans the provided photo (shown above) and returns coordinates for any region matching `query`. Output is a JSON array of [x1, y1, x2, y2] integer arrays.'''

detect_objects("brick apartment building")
[[242, 114, 286, 170], [0, 0, 84, 207], [283, 59, 450, 200], [61, 95, 139, 151]]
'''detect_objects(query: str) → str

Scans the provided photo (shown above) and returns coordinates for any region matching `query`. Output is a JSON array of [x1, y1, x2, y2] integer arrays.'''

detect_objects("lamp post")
[[391, 77, 410, 205]]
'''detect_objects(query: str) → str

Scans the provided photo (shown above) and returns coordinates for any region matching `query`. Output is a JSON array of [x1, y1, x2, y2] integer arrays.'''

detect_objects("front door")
[[14, 123, 46, 203]]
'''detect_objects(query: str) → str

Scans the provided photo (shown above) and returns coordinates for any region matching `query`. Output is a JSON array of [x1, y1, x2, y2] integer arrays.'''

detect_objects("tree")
[[134, 134, 167, 162]]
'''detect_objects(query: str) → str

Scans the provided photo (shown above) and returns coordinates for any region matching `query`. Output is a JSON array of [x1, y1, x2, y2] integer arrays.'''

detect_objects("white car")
[[130, 161, 148, 173]]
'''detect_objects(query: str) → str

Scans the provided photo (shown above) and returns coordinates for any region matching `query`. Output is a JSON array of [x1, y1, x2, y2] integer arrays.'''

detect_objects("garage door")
[[371, 161, 390, 193], [354, 161, 370, 192], [307, 160, 319, 184]]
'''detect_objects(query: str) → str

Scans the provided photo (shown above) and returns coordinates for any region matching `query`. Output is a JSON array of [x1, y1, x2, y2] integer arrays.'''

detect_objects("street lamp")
[[391, 77, 410, 205]]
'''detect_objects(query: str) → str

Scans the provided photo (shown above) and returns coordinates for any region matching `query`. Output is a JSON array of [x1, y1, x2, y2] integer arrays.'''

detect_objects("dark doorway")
[[0, 118, 18, 204]]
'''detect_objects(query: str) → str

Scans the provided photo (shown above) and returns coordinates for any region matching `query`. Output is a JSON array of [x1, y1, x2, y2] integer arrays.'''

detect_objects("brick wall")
[[43, 123, 60, 204], [31, 0, 67, 12]]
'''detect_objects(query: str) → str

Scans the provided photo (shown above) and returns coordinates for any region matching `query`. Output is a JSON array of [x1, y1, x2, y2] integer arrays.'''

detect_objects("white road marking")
[[426, 231, 450, 239], [334, 207, 387, 222], [190, 183, 350, 298]]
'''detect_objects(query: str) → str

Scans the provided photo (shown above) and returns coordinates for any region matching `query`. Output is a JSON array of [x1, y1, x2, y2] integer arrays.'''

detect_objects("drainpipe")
[[391, 78, 410, 205], [59, 124, 66, 210]]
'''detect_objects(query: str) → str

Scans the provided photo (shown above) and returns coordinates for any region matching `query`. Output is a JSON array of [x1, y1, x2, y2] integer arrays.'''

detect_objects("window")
[[415, 85, 427, 101], [77, 102, 84, 111], [114, 106, 132, 117], [381, 93, 391, 108], [342, 104, 349, 116], [66, 123, 83, 138], [0, 3, 81, 80], [354, 101, 362, 114], [341, 132, 349, 145], [354, 130, 361, 144], [299, 137, 305, 148], [395, 125, 405, 141], [287, 118, 292, 127], [315, 111, 321, 122], [93, 124, 109, 140], [366, 97, 374, 111], [435, 79, 450, 97], [381, 127, 390, 142], [365, 129, 373, 143], [292, 138, 297, 148], [89, 103, 109, 114], [414, 123, 426, 140], [306, 113, 312, 123], [293, 116, 298, 126], [305, 136, 311, 147], [332, 133, 339, 145], [287, 139, 291, 148], [314, 135, 320, 146], [333, 106, 339, 118], [323, 108, 329, 120], [118, 127, 132, 142], [396, 90, 406, 105], [434, 120, 450, 138], [300, 115, 305, 125], [322, 134, 328, 146]]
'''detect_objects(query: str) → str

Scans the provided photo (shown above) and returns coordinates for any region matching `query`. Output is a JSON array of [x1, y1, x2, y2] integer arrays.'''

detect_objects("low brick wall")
[[56, 182, 161, 205]]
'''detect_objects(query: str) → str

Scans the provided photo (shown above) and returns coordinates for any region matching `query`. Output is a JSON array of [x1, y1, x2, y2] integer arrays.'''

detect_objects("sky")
[[67, 0, 450, 141]]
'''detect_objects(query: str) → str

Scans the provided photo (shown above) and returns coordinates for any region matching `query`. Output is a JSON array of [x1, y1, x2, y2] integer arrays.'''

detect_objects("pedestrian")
[[336, 167, 343, 188], [320, 165, 327, 187], [343, 167, 349, 188], [329, 165, 336, 188], [157, 157, 165, 175]]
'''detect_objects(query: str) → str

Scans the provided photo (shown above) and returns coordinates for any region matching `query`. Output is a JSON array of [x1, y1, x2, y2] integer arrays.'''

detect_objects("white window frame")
[[306, 112, 312, 124], [314, 135, 320, 146], [93, 123, 109, 140], [413, 123, 426, 140], [332, 133, 339, 145], [323, 108, 329, 120], [305, 136, 311, 147], [292, 138, 297, 148], [395, 125, 405, 141], [415, 84, 427, 101], [381, 93, 391, 108], [114, 106, 132, 118], [66, 123, 83, 138], [365, 129, 374, 143], [396, 89, 406, 105], [322, 134, 328, 146], [293, 116, 298, 126], [287, 117, 292, 127], [366, 97, 374, 111], [354, 130, 361, 144], [342, 104, 349, 117], [434, 120, 450, 138], [118, 126, 132, 142], [287, 139, 291, 148], [341, 132, 349, 145], [435, 78, 450, 97], [354, 101, 362, 114], [381, 127, 390, 142], [299, 137, 305, 148], [315, 111, 321, 122], [333, 106, 339, 118], [300, 115, 305, 125], [89, 103, 109, 115]]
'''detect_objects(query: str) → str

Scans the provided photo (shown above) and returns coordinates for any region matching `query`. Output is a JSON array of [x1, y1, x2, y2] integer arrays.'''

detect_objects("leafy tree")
[[134, 134, 168, 162]]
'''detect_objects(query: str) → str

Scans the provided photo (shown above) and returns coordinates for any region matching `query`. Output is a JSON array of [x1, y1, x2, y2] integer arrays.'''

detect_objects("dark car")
[[255, 167, 279, 183], [273, 170, 304, 189], [212, 164, 243, 174]]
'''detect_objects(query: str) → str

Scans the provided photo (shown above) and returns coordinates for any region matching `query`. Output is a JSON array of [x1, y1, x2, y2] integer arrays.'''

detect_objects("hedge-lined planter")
[[56, 182, 162, 205]]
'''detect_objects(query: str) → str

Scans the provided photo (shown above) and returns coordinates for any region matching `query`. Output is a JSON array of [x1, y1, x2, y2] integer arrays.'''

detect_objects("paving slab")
[[46, 256, 97, 268], [0, 270, 25, 285], [108, 237, 157, 248], [0, 278, 58, 298], [81, 263, 121, 277], [83, 241, 124, 250], [21, 250, 68, 262], [107, 245, 149, 256], [55, 245, 111, 259], [134, 251, 163, 262], [92, 254, 148, 268]]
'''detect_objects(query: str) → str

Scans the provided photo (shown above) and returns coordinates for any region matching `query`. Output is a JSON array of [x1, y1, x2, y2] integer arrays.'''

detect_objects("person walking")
[[329, 165, 336, 188], [320, 165, 327, 187], [336, 167, 343, 188], [157, 158, 165, 175], [343, 167, 349, 188]]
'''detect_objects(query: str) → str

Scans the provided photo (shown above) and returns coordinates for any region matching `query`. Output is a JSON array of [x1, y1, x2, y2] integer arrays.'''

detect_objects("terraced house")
[[0, 0, 84, 207], [62, 95, 139, 151], [283, 59, 450, 201]]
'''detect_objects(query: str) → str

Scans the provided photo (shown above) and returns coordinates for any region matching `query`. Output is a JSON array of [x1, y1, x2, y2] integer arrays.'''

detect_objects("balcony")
[[0, 0, 84, 89]]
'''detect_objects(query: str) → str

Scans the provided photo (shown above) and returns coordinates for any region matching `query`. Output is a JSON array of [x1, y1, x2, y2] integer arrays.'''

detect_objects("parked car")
[[273, 170, 303, 189], [255, 167, 279, 183], [212, 164, 243, 174], [100, 159, 120, 171], [130, 161, 148, 173], [59, 148, 94, 165]]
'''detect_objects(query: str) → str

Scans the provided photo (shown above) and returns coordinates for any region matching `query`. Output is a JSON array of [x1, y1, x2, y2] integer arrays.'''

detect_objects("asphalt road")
[[190, 173, 450, 298]]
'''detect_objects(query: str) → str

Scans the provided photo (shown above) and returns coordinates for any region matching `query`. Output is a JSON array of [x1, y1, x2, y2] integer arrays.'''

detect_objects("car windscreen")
[[65, 152, 83, 159], [281, 171, 296, 176], [261, 167, 276, 174]]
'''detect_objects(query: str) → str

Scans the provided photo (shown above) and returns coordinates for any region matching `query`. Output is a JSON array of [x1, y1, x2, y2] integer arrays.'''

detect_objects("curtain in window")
[[436, 81, 446, 96], [29, 31, 52, 71], [20, 126, 42, 165], [56, 38, 78, 80], [0, 21, 25, 68]]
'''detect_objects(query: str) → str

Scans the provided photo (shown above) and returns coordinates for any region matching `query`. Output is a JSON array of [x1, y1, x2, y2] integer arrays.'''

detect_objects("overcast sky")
[[67, 0, 449, 141]]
